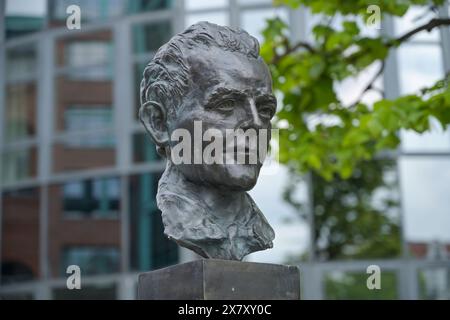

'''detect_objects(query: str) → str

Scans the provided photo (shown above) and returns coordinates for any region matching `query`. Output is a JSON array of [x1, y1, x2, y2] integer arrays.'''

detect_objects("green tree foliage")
[[284, 160, 401, 261], [262, 0, 450, 180], [262, 1, 450, 262]]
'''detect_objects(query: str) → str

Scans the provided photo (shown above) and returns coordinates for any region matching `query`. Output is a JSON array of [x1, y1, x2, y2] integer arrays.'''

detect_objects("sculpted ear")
[[139, 101, 169, 147]]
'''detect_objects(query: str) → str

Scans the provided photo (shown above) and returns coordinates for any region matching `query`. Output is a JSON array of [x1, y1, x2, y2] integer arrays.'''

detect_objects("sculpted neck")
[[158, 160, 275, 260], [165, 161, 247, 224]]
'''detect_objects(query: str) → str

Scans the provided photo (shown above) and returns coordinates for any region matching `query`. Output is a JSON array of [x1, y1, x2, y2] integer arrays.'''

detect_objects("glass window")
[[132, 21, 172, 120], [1, 188, 40, 285], [49, 0, 122, 25], [132, 21, 172, 54], [1, 147, 38, 184], [238, 0, 272, 5], [127, 0, 172, 13], [62, 66, 113, 81], [53, 31, 115, 174], [56, 132, 115, 149], [48, 180, 121, 278], [6, 45, 37, 81], [186, 11, 229, 28], [325, 271, 399, 299], [4, 83, 38, 143], [55, 31, 114, 134], [4, 44, 38, 143], [241, 8, 289, 42], [186, 0, 228, 11], [418, 267, 450, 300], [56, 30, 114, 67], [133, 132, 161, 164], [65, 41, 113, 69], [129, 173, 178, 271], [64, 106, 113, 133], [55, 31, 114, 133], [56, 32, 114, 82], [5, 0, 46, 39], [54, 73, 114, 131], [60, 246, 120, 276], [133, 62, 147, 119], [400, 157, 450, 258], [62, 177, 120, 218], [52, 133, 116, 173], [48, 0, 172, 25]]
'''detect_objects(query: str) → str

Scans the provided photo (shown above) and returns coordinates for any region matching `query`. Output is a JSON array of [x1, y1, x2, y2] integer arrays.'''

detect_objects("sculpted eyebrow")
[[204, 88, 245, 107], [256, 94, 277, 110], [256, 93, 277, 103]]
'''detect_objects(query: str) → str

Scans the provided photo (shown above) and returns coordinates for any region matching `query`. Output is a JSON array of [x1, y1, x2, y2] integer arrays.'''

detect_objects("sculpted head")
[[139, 22, 276, 192]]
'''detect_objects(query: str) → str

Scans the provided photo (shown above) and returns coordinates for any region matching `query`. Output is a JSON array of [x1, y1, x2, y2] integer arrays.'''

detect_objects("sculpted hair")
[[139, 21, 261, 118]]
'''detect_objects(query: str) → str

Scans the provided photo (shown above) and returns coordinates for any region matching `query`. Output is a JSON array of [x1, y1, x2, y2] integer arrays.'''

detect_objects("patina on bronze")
[[139, 21, 276, 260]]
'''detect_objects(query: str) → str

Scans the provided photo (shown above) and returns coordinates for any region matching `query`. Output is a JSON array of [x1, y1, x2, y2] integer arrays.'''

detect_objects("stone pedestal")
[[138, 259, 300, 300]]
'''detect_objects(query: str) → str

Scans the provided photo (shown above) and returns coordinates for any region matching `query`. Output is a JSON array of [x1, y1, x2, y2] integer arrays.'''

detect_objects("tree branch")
[[348, 17, 449, 107], [272, 38, 316, 64], [272, 17, 450, 65], [270, 17, 450, 109], [349, 61, 385, 108], [290, 41, 316, 54], [389, 18, 450, 46]]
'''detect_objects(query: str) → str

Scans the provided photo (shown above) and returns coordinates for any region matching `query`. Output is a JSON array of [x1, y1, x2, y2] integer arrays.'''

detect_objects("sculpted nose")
[[238, 97, 262, 130]]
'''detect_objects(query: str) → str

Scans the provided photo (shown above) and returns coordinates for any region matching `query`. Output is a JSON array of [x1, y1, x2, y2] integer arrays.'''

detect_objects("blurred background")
[[0, 0, 449, 300]]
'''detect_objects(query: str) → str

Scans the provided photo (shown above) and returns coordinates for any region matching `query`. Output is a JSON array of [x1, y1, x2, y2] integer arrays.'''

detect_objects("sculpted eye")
[[258, 103, 276, 120], [215, 99, 236, 112]]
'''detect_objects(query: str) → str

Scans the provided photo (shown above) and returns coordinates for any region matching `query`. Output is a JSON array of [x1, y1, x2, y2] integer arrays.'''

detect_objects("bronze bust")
[[139, 22, 276, 260]]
